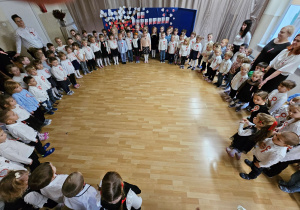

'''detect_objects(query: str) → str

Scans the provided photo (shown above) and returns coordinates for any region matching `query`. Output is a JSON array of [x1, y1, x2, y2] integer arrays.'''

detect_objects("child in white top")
[[167, 35, 177, 64], [107, 33, 119, 65], [125, 31, 134, 62], [0, 94, 43, 132], [231, 44, 247, 63], [29, 162, 68, 203], [173, 28, 179, 42], [278, 103, 300, 136], [49, 57, 74, 95], [1, 110, 54, 157], [206, 48, 222, 82], [62, 172, 100, 210], [140, 30, 151, 63], [228, 63, 250, 100], [55, 37, 67, 54], [102, 29, 109, 41], [99, 171, 142, 210], [188, 35, 203, 70], [158, 32, 168, 63], [179, 38, 191, 69], [188, 32, 196, 65], [198, 33, 213, 68], [0, 156, 27, 180], [158, 26, 165, 39], [197, 43, 213, 73], [65, 46, 82, 78], [58, 52, 80, 89], [82, 40, 97, 71], [214, 51, 233, 87], [24, 76, 56, 115], [272, 97, 300, 126], [90, 36, 104, 68], [268, 80, 296, 114], [0, 128, 40, 171], [99, 34, 110, 66], [240, 132, 299, 180], [7, 65, 28, 89], [175, 34, 184, 65], [72, 42, 90, 75]]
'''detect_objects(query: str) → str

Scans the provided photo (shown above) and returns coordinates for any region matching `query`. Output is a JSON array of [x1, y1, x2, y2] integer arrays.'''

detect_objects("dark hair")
[[240, 19, 252, 38], [102, 29, 107, 33], [31, 59, 42, 67], [28, 162, 54, 190], [181, 29, 187, 33], [48, 57, 58, 63], [280, 80, 296, 89], [67, 37, 73, 40], [24, 64, 35, 72], [23, 76, 34, 85], [240, 43, 248, 49], [46, 43, 54, 48], [65, 46, 72, 51], [45, 50, 54, 58], [92, 30, 97, 34], [75, 33, 81, 37], [11, 14, 21, 22], [72, 42, 79, 47], [257, 62, 268, 69], [0, 94, 13, 109], [70, 29, 75, 32]]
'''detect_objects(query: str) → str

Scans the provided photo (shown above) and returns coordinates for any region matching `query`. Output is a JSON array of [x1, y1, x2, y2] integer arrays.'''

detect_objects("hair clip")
[[268, 121, 278, 131], [15, 172, 20, 179], [121, 182, 124, 188]]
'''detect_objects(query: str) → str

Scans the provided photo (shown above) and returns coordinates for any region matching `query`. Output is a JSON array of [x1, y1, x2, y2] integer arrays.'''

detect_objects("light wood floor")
[[44, 60, 300, 210]]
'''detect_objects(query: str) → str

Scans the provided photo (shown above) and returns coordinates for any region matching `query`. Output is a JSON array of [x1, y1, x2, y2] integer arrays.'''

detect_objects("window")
[[268, 4, 300, 43]]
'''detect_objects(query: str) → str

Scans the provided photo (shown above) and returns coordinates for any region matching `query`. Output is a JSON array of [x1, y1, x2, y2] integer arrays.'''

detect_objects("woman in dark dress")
[[250, 25, 293, 71]]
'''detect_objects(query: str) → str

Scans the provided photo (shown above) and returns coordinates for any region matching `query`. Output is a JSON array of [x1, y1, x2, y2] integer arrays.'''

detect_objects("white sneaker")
[[44, 119, 52, 126], [67, 91, 74, 95]]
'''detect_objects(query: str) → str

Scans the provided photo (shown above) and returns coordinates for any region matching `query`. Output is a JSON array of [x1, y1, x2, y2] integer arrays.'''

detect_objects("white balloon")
[[170, 14, 173, 17], [146, 10, 149, 13], [170, 22, 172, 25], [173, 17, 175, 20], [142, 7, 145, 10], [161, 8, 164, 12], [137, 7, 141, 11], [105, 18, 108, 22], [104, 12, 107, 16], [100, 10, 104, 14], [123, 6, 126, 8]]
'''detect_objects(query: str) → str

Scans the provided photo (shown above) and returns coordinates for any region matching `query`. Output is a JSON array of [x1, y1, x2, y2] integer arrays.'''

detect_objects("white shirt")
[[0, 156, 27, 181], [210, 55, 222, 69], [218, 59, 232, 74], [253, 137, 288, 168], [168, 41, 177, 54], [202, 40, 213, 53], [272, 104, 289, 125], [189, 37, 196, 48], [191, 42, 202, 52], [74, 49, 85, 61], [269, 49, 300, 76], [90, 42, 101, 52], [125, 37, 133, 50], [158, 38, 168, 51], [233, 31, 251, 46], [177, 40, 184, 49], [6, 122, 37, 144], [28, 85, 49, 102], [13, 73, 28, 89], [51, 65, 67, 81], [60, 59, 75, 74], [13, 104, 31, 122], [67, 52, 78, 62], [0, 139, 34, 165], [15, 27, 45, 53], [231, 72, 248, 90], [174, 34, 179, 42], [107, 39, 118, 50], [33, 75, 51, 90], [56, 45, 67, 54], [40, 174, 68, 203], [279, 119, 300, 136], [179, 44, 190, 56], [37, 68, 52, 79], [63, 184, 100, 210], [82, 46, 95, 60], [268, 89, 287, 114]]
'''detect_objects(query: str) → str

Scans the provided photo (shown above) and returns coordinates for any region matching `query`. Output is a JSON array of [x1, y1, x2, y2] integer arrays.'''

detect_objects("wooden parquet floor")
[[44, 60, 300, 210]]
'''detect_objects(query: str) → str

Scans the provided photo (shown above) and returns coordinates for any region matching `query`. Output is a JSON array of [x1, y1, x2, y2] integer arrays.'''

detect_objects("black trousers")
[[67, 73, 77, 85], [263, 159, 300, 177], [201, 61, 207, 71], [87, 59, 97, 70], [57, 80, 70, 94], [261, 68, 288, 93], [248, 156, 265, 179], [168, 54, 175, 63], [23, 115, 43, 132], [181, 56, 187, 65], [29, 136, 46, 155], [205, 65, 212, 77], [32, 107, 45, 123], [208, 69, 217, 81], [229, 88, 237, 99], [198, 55, 203, 65], [28, 151, 40, 171]]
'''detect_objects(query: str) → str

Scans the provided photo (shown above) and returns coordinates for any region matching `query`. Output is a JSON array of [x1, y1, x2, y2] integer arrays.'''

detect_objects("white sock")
[[115, 56, 119, 64], [104, 58, 107, 66], [113, 57, 116, 64], [146, 54, 149, 61], [53, 87, 59, 95]]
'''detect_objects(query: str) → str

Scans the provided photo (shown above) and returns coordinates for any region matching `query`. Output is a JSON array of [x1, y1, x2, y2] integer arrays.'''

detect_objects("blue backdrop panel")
[[101, 7, 197, 37]]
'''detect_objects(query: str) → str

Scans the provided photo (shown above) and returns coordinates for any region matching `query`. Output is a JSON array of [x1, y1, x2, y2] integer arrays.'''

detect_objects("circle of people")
[[0, 14, 300, 209]]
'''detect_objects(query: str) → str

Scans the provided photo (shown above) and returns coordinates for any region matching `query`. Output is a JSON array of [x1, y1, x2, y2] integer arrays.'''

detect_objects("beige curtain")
[[66, 0, 268, 43]]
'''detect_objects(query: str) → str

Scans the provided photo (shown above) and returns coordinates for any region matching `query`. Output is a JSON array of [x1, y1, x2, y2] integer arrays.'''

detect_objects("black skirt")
[[261, 68, 288, 93], [230, 126, 257, 153], [190, 50, 198, 60], [71, 60, 80, 70], [94, 50, 102, 59], [110, 48, 118, 57]]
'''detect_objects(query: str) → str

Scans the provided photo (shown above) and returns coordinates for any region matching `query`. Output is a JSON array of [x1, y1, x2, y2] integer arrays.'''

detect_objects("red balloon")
[[21, 0, 72, 4]]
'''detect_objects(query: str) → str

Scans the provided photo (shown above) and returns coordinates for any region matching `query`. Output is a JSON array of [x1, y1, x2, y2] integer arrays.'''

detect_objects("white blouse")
[[233, 31, 251, 46], [269, 49, 300, 76]]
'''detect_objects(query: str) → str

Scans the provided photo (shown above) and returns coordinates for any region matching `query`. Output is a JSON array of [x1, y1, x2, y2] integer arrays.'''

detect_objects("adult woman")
[[233, 19, 252, 54], [250, 25, 294, 71], [278, 170, 300, 193], [259, 34, 300, 92]]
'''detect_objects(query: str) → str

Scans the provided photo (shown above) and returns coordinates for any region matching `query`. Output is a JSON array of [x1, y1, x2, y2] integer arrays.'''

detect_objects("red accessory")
[[268, 121, 278, 131], [121, 198, 126, 204], [121, 182, 124, 188]]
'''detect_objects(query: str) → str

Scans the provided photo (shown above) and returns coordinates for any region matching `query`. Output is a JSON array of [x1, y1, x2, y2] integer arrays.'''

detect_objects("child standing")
[[226, 113, 277, 160], [24, 76, 57, 115], [72, 42, 91, 75], [151, 26, 159, 58], [90, 36, 104, 68], [220, 39, 229, 58], [7, 65, 28, 89], [49, 57, 74, 95], [240, 132, 299, 180], [179, 38, 190, 69], [198, 33, 213, 68], [118, 33, 128, 64], [224, 54, 246, 89], [99, 171, 142, 210], [206, 48, 222, 82], [248, 91, 270, 123], [232, 43, 247, 63], [214, 51, 233, 87], [62, 172, 100, 210], [125, 31, 134, 62], [58, 52, 80, 89], [188, 35, 203, 70], [159, 26, 165, 39], [158, 32, 168, 63], [175, 34, 184, 65], [132, 32, 141, 63], [99, 35, 110, 66], [54, 37, 67, 54], [173, 28, 179, 41], [74, 33, 83, 48], [141, 30, 151, 63], [167, 35, 177, 64], [82, 40, 97, 71], [108, 33, 119, 65], [102, 29, 109, 41], [197, 43, 213, 73], [267, 80, 296, 114], [65, 46, 83, 78]]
